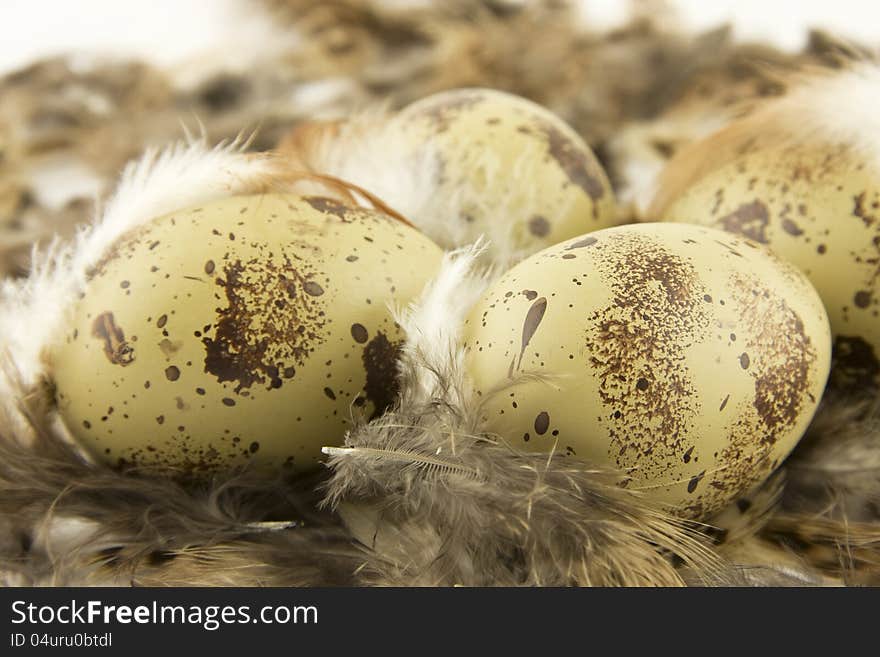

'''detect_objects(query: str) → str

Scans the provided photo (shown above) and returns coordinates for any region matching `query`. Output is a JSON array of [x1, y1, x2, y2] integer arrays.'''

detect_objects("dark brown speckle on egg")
[[534, 411, 550, 435], [350, 323, 368, 343], [584, 231, 710, 484]]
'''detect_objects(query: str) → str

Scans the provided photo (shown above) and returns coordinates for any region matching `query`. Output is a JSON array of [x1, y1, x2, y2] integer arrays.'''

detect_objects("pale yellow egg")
[[52, 193, 444, 475], [658, 142, 880, 390], [463, 223, 831, 518], [397, 87, 618, 257]]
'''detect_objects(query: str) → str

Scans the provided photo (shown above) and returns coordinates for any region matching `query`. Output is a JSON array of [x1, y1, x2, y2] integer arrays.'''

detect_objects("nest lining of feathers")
[[1, 0, 879, 587]]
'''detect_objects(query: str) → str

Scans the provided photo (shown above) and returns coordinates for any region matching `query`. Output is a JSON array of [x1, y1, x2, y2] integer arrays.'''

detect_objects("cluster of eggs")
[[52, 87, 842, 519], [53, 88, 616, 477]]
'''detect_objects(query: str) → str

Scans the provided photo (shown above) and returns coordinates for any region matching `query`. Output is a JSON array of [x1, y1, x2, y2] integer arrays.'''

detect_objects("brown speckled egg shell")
[[659, 142, 880, 390], [463, 223, 831, 519], [52, 194, 444, 475], [397, 87, 618, 255]]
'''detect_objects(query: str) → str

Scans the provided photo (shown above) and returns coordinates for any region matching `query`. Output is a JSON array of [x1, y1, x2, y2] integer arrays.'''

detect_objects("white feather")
[[301, 110, 443, 228], [393, 241, 489, 405], [300, 111, 540, 270], [774, 63, 880, 160], [0, 139, 278, 433]]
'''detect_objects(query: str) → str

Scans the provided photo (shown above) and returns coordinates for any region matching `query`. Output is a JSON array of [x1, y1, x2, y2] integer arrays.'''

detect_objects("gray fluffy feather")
[[0, 374, 363, 586], [322, 248, 728, 586]]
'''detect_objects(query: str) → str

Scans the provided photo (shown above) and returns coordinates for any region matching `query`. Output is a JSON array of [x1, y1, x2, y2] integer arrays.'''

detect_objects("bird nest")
[[0, 0, 877, 586]]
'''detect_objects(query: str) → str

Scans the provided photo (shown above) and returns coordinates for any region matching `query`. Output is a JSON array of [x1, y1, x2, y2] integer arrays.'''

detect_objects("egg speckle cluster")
[[658, 142, 880, 390], [52, 194, 444, 474], [463, 223, 831, 518], [397, 88, 618, 255]]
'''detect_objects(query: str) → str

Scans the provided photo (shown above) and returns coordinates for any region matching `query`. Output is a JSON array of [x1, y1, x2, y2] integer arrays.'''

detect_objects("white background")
[[1, 0, 878, 79]]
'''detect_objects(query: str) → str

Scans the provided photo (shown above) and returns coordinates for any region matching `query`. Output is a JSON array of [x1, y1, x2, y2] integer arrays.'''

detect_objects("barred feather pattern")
[[701, 472, 839, 586], [783, 396, 880, 517], [762, 394, 880, 584]]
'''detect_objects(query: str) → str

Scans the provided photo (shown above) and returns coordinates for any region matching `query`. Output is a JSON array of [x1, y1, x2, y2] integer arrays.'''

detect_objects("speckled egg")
[[397, 87, 618, 255], [52, 194, 444, 475], [463, 223, 831, 518], [657, 143, 880, 390]]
